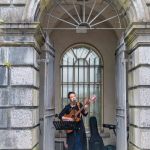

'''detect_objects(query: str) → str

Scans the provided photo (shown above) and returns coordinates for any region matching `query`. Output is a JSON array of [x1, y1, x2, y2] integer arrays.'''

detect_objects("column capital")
[[0, 22, 45, 52], [125, 22, 150, 52]]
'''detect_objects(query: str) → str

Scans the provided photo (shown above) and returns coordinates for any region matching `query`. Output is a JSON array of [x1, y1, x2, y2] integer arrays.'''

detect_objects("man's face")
[[69, 93, 76, 102]]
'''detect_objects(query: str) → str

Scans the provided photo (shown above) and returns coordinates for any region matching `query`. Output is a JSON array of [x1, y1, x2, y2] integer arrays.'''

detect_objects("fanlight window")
[[60, 45, 103, 127]]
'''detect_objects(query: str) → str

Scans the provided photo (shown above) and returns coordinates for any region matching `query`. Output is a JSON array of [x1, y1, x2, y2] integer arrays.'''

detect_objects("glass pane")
[[68, 67, 73, 82], [62, 85, 73, 97], [90, 67, 94, 82], [62, 97, 69, 107], [62, 85, 67, 99], [74, 85, 79, 99], [89, 85, 94, 96], [78, 85, 83, 100], [66, 49, 74, 60], [84, 85, 88, 98], [68, 85, 73, 93], [74, 59, 88, 66], [95, 67, 101, 82], [95, 58, 101, 65], [63, 53, 76, 65], [86, 51, 100, 65], [75, 67, 78, 82], [84, 68, 88, 82], [62, 67, 67, 82], [86, 53, 94, 62], [79, 68, 84, 82], [81, 48, 89, 58], [61, 85, 74, 107], [74, 67, 88, 82], [73, 47, 89, 59]]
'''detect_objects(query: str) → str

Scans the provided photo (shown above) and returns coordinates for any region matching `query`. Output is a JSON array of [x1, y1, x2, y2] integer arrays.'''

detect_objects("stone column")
[[0, 23, 43, 150], [39, 37, 55, 150], [125, 23, 150, 150]]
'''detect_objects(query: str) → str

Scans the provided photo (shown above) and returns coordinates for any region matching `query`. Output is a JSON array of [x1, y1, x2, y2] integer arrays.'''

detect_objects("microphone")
[[73, 98, 77, 101]]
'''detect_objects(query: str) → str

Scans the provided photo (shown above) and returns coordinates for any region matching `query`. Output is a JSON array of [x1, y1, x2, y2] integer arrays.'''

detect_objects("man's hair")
[[68, 91, 75, 98]]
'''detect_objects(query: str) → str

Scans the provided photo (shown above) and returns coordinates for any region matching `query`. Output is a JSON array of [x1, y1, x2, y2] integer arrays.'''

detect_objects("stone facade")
[[0, 0, 150, 150]]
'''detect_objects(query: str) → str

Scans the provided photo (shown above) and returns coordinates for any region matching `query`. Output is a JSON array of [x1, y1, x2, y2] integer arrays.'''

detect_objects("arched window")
[[60, 44, 103, 127]]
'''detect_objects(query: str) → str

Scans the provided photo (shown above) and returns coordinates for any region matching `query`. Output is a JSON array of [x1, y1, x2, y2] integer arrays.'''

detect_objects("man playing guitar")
[[59, 91, 96, 150]]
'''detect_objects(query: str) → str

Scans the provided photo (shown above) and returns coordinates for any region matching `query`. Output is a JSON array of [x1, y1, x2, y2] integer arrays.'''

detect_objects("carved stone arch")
[[113, 0, 150, 22], [19, 0, 141, 26], [37, 0, 129, 31], [22, 0, 150, 23], [127, 1, 138, 23], [130, 0, 150, 21], [22, 0, 40, 21]]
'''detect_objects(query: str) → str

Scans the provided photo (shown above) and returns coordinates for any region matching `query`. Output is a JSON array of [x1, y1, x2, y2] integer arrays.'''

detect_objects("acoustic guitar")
[[64, 95, 96, 133]]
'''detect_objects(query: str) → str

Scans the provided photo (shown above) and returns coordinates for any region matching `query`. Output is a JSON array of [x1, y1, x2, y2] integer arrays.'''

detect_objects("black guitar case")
[[89, 116, 105, 150]]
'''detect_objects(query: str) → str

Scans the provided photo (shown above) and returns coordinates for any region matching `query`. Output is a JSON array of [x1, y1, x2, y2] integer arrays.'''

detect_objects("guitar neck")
[[75, 96, 96, 118], [75, 103, 87, 117]]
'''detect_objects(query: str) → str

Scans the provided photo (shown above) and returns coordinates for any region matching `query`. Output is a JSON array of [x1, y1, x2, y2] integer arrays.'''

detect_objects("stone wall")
[[0, 0, 26, 22], [0, 23, 41, 150], [126, 23, 150, 150]]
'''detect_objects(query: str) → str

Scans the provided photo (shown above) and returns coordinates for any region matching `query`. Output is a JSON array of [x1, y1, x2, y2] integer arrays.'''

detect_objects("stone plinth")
[[0, 127, 39, 149], [129, 126, 150, 149]]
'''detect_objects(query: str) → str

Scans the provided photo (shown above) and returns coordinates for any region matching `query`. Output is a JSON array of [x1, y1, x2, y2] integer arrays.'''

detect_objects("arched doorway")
[[31, 0, 130, 150], [37, 1, 128, 150]]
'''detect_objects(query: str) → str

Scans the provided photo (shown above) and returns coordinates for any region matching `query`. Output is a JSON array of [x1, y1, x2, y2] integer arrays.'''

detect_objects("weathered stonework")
[[0, 109, 8, 128], [128, 66, 150, 87], [0, 47, 6, 65], [0, 7, 24, 22], [0, 0, 10, 5], [10, 67, 39, 87], [126, 24, 150, 150], [129, 126, 150, 149], [128, 47, 150, 70], [129, 143, 141, 150], [0, 108, 39, 128], [0, 67, 8, 85], [0, 23, 41, 150], [129, 88, 150, 106], [0, 88, 39, 106], [0, 0, 26, 22], [130, 108, 150, 127], [0, 127, 39, 149], [33, 144, 39, 150], [8, 47, 39, 67], [12, 0, 27, 5], [10, 88, 39, 106], [0, 89, 9, 105], [10, 109, 39, 127]]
